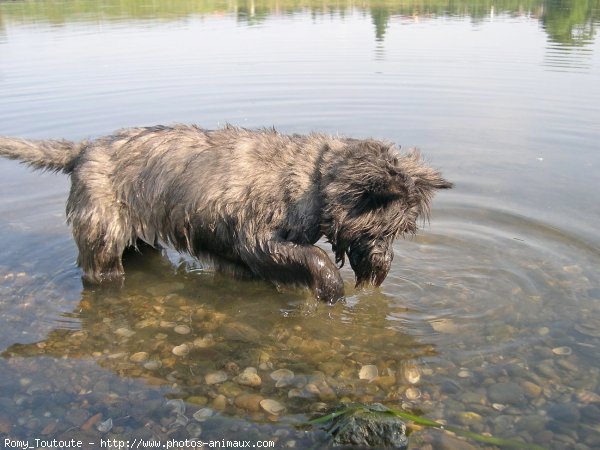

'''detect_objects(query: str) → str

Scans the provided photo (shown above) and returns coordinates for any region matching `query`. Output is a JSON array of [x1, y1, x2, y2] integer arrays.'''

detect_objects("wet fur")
[[0, 125, 452, 302]]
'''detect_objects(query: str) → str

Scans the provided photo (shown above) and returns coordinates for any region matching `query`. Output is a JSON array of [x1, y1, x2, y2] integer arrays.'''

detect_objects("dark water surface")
[[1, 1, 600, 448]]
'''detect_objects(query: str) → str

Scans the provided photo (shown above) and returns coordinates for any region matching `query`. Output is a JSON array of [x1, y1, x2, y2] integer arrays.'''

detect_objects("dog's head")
[[322, 140, 452, 288]]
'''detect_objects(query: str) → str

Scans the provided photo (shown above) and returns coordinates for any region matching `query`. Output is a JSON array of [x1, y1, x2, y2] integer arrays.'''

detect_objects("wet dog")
[[0, 125, 452, 302]]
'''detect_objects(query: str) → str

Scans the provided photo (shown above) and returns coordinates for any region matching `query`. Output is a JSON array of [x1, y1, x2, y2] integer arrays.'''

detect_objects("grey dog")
[[0, 125, 452, 302]]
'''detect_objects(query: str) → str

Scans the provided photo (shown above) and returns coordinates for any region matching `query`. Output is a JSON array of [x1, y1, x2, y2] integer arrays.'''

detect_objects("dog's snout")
[[371, 248, 393, 286]]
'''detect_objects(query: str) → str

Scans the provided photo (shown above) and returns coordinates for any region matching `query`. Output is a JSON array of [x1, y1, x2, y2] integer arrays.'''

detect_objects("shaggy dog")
[[0, 125, 452, 303]]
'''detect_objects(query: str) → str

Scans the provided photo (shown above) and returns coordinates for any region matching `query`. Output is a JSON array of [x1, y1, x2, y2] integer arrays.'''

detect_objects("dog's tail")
[[0, 136, 84, 174]]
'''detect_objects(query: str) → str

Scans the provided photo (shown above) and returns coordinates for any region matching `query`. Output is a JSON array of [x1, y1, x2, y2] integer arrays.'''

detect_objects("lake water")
[[1, 0, 599, 448]]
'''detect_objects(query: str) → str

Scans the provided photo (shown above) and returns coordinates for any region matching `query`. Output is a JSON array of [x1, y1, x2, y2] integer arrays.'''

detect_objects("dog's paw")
[[314, 270, 345, 304]]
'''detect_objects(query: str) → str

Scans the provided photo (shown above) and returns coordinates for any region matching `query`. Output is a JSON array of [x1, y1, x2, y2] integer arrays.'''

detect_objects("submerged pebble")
[[234, 393, 264, 412], [129, 352, 149, 363], [205, 371, 228, 385], [260, 399, 286, 415], [557, 359, 578, 371], [375, 375, 396, 388], [288, 388, 303, 398], [115, 327, 136, 338], [186, 422, 203, 438], [457, 411, 483, 425], [174, 325, 191, 335], [547, 403, 581, 423], [430, 318, 461, 334], [235, 367, 262, 387], [143, 360, 162, 370], [311, 402, 329, 413], [218, 381, 243, 398], [193, 335, 215, 348], [402, 365, 421, 384], [187, 396, 208, 405], [135, 318, 156, 329], [405, 387, 421, 400], [521, 381, 542, 398], [271, 369, 294, 383], [172, 413, 189, 428], [96, 418, 113, 433], [457, 369, 473, 378], [552, 346, 572, 355], [172, 344, 190, 356], [488, 382, 524, 404], [224, 361, 241, 375], [193, 408, 215, 422], [576, 390, 600, 404], [359, 365, 378, 381], [166, 399, 186, 415], [211, 395, 228, 411], [222, 323, 262, 342]]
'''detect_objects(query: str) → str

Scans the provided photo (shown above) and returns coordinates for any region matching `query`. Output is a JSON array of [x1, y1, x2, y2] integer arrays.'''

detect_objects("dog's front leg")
[[241, 240, 345, 303]]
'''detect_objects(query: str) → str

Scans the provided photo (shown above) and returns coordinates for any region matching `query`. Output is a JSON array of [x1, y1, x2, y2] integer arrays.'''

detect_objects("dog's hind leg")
[[67, 170, 132, 284], [240, 239, 345, 303], [71, 213, 130, 284]]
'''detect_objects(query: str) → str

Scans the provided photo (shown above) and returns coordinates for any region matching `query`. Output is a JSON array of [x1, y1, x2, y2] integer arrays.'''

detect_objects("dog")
[[0, 125, 452, 303]]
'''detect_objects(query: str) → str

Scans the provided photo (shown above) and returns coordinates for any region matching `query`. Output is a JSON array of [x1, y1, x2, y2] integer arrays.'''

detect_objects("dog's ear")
[[345, 141, 415, 202], [415, 172, 454, 190], [404, 149, 453, 191], [363, 165, 416, 205]]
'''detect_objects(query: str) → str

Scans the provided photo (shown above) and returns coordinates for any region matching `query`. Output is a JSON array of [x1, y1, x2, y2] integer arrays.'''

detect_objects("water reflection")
[[542, 0, 598, 45], [1, 0, 598, 47], [2, 249, 437, 442], [3, 252, 432, 394]]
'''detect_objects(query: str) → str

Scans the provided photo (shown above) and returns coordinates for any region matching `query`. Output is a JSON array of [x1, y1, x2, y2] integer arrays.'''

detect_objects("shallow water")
[[1, 0, 600, 448]]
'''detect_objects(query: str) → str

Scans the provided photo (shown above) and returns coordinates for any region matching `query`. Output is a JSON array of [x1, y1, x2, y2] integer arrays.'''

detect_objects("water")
[[1, 0, 599, 448]]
